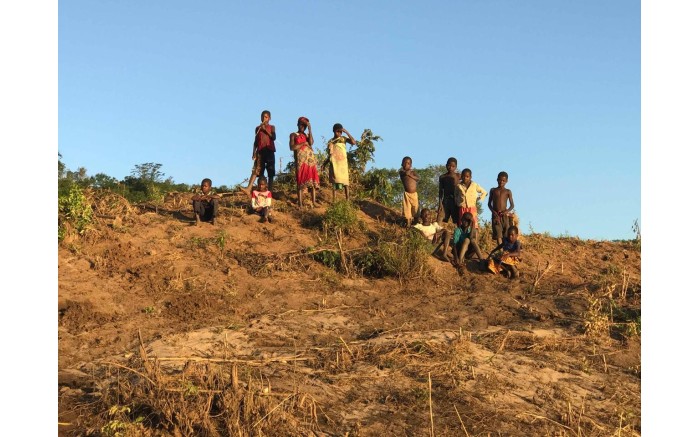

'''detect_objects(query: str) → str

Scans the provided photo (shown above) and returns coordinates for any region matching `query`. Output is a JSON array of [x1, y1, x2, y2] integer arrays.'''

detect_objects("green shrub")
[[323, 200, 359, 235], [58, 185, 93, 240], [374, 230, 433, 279]]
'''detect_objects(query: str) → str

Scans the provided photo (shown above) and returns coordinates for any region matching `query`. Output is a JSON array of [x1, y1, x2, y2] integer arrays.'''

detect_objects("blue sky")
[[58, 0, 640, 240]]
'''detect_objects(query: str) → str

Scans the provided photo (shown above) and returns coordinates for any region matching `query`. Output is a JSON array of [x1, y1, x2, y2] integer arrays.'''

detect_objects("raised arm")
[[307, 122, 314, 147], [343, 128, 356, 145]]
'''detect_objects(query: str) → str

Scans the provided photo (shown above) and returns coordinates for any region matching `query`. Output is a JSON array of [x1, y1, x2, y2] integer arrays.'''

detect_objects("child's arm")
[[488, 242, 504, 258], [506, 189, 515, 213], [343, 129, 356, 145], [258, 124, 276, 141], [408, 170, 420, 181], [502, 241, 522, 259], [477, 183, 487, 202], [289, 133, 307, 151], [487, 188, 496, 214]]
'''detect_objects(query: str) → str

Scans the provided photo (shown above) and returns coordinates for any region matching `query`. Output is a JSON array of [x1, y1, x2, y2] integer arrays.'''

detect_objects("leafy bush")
[[373, 229, 434, 279], [58, 185, 93, 240], [322, 200, 359, 235]]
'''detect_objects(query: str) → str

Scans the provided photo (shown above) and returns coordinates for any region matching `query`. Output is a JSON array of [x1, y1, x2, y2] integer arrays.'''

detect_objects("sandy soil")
[[58, 188, 641, 436]]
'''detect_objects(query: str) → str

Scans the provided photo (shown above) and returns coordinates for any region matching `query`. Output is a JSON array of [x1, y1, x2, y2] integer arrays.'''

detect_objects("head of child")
[[257, 177, 268, 191], [497, 171, 508, 188], [332, 123, 343, 138], [461, 168, 472, 183], [260, 110, 271, 124], [507, 225, 519, 243], [446, 157, 457, 174], [420, 208, 431, 225], [461, 212, 474, 230], [200, 178, 212, 194], [402, 156, 412, 171], [297, 116, 309, 131]]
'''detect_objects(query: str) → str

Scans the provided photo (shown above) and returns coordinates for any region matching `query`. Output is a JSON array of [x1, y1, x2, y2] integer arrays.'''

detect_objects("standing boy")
[[244, 110, 276, 194], [438, 157, 460, 224], [399, 156, 420, 226], [487, 171, 515, 246], [192, 178, 221, 226], [456, 168, 488, 228]]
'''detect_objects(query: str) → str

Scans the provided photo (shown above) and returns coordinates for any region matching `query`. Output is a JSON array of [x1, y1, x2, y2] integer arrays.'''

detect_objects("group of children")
[[191, 111, 523, 279], [192, 110, 356, 226], [403, 156, 521, 279]]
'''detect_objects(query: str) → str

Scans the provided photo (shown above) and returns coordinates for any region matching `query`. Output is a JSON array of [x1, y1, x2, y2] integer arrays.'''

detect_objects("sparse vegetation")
[[59, 158, 641, 435]]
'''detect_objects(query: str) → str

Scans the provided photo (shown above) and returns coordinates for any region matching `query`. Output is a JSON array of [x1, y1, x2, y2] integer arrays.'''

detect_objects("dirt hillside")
[[58, 187, 641, 436]]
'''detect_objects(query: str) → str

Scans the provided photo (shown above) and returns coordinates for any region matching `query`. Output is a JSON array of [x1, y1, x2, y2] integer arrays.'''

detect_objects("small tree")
[[123, 163, 166, 202], [348, 129, 382, 183]]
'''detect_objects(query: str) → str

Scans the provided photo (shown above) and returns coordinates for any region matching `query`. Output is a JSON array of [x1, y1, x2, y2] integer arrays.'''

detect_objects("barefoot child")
[[451, 212, 485, 266], [487, 171, 515, 246], [399, 156, 420, 226], [251, 177, 273, 223], [487, 225, 522, 279], [438, 157, 460, 224], [244, 110, 276, 194], [456, 168, 487, 228], [192, 178, 221, 226], [290, 116, 320, 208], [323, 123, 355, 202], [413, 208, 450, 261]]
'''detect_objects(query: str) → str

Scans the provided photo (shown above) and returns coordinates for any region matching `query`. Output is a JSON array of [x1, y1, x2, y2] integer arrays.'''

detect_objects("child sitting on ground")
[[251, 177, 273, 223], [451, 212, 485, 266], [487, 225, 522, 279], [192, 178, 221, 226], [413, 208, 449, 261]]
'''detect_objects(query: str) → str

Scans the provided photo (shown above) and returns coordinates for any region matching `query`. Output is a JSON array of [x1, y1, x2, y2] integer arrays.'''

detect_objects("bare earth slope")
[[58, 189, 641, 436]]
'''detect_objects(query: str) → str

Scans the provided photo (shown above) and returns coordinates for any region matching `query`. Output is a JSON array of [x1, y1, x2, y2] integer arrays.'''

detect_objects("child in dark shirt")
[[438, 157, 460, 224], [192, 178, 221, 226]]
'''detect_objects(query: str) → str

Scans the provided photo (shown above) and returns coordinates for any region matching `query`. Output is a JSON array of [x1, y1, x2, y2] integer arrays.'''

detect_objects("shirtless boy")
[[487, 171, 515, 246], [399, 156, 420, 226]]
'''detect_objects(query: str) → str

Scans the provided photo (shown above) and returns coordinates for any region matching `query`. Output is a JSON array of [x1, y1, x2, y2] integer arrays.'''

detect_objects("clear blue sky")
[[58, 0, 640, 240]]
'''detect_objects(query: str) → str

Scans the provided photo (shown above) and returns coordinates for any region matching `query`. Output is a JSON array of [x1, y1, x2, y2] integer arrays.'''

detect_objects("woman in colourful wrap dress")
[[289, 116, 320, 207]]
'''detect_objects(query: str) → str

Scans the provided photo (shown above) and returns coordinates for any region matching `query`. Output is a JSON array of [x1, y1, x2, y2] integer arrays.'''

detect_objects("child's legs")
[[492, 215, 503, 242], [442, 199, 457, 224], [260, 149, 276, 188], [192, 200, 206, 217], [457, 238, 470, 263], [209, 199, 219, 219], [402, 192, 413, 221]]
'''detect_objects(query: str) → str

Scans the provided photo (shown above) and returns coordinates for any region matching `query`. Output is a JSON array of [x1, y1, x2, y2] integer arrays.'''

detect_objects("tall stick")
[[429, 372, 435, 437]]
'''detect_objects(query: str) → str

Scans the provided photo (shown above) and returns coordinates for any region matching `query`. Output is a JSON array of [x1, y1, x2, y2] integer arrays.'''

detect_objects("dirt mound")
[[58, 188, 641, 436]]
